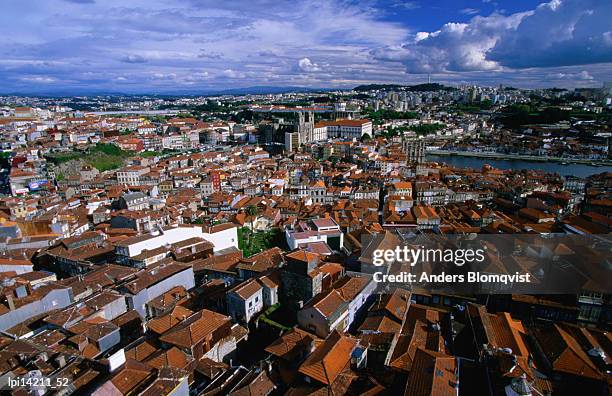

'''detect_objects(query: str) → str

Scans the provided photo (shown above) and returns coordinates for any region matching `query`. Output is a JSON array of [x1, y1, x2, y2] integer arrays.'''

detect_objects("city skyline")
[[1, 0, 611, 94]]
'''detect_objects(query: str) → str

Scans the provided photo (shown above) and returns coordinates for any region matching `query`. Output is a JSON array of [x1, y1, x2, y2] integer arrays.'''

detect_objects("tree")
[[360, 133, 371, 142], [245, 205, 259, 230], [245, 205, 259, 252]]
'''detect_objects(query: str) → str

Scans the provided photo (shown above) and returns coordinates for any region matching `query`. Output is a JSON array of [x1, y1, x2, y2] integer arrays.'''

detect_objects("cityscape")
[[0, 1, 611, 396]]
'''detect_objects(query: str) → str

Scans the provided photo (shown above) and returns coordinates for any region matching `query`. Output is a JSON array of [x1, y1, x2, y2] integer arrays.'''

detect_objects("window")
[[255, 296, 259, 303], [249, 301, 252, 308]]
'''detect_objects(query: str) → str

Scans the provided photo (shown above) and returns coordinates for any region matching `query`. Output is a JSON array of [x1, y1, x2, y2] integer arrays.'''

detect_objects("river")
[[426, 154, 612, 178]]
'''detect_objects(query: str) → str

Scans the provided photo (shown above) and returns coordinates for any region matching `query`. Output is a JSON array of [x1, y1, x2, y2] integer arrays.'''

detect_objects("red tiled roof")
[[298, 331, 357, 385], [404, 348, 457, 396], [159, 309, 231, 348]]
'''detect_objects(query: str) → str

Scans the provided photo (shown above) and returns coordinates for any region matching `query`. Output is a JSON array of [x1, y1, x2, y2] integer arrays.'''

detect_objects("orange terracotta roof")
[[158, 309, 231, 349], [404, 348, 457, 396], [265, 327, 320, 360], [298, 331, 357, 385]]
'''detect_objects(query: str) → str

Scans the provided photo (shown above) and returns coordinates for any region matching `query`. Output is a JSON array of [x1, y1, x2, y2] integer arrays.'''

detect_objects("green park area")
[[237, 227, 284, 258], [140, 149, 183, 158], [46, 143, 133, 172]]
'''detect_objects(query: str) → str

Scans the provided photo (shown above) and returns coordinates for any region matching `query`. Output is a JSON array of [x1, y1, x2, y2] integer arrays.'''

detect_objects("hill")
[[353, 83, 456, 92]]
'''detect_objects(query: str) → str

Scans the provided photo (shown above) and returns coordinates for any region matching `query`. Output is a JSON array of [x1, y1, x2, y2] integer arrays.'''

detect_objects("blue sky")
[[1, 0, 611, 93]]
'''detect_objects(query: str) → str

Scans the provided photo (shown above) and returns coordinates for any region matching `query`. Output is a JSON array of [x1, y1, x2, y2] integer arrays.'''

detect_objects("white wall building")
[[115, 224, 238, 263]]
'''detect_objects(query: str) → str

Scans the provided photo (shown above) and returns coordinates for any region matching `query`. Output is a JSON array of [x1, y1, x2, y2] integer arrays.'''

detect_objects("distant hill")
[[353, 83, 457, 92], [213, 86, 330, 95]]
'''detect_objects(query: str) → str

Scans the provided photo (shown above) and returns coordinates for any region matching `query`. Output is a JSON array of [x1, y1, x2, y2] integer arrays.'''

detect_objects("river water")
[[426, 154, 612, 178]]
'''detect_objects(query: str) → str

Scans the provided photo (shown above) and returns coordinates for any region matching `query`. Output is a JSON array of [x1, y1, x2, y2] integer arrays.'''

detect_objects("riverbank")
[[426, 150, 612, 167], [425, 153, 612, 178]]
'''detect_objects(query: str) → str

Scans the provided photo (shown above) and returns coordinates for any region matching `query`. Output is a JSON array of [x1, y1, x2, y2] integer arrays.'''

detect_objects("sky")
[[1, 0, 611, 94]]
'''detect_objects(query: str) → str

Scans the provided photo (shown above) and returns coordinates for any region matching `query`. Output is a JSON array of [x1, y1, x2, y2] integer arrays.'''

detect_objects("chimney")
[[5, 294, 15, 311], [56, 355, 67, 368]]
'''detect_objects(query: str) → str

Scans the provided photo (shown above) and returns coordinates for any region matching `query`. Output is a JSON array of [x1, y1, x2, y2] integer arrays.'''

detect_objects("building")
[[0, 257, 34, 275], [158, 309, 245, 363], [118, 191, 149, 211], [226, 278, 263, 323], [297, 273, 375, 338], [412, 205, 441, 229], [389, 181, 413, 197], [0, 282, 74, 331], [285, 218, 344, 251], [404, 349, 458, 396], [415, 182, 447, 206], [298, 330, 358, 386], [402, 137, 425, 164], [317, 119, 372, 139], [121, 262, 195, 318], [285, 111, 315, 151], [116, 165, 150, 186], [114, 224, 238, 264], [280, 250, 323, 308]]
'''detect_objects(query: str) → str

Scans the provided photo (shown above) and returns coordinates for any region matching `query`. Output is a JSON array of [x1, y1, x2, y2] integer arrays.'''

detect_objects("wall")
[[102, 297, 128, 321], [203, 336, 238, 363], [227, 288, 263, 323], [297, 305, 348, 338], [0, 264, 33, 275], [262, 286, 278, 307], [97, 328, 121, 353], [0, 288, 73, 331], [346, 277, 376, 326], [128, 268, 195, 318]]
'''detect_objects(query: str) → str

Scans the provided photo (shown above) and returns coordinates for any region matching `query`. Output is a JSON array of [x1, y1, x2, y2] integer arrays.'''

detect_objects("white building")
[[115, 224, 238, 264], [226, 279, 264, 323], [116, 165, 150, 186], [122, 262, 195, 318], [285, 218, 344, 251], [317, 119, 373, 139]]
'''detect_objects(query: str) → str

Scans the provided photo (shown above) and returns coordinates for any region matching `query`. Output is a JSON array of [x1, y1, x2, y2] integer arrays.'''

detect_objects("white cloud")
[[152, 73, 177, 80], [184, 72, 210, 83], [391, 1, 420, 10], [373, 13, 527, 73], [19, 76, 56, 83], [297, 58, 320, 72], [373, 0, 612, 75], [460, 8, 480, 15], [121, 54, 148, 64], [547, 70, 594, 81], [222, 69, 245, 78], [489, 0, 612, 68]]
